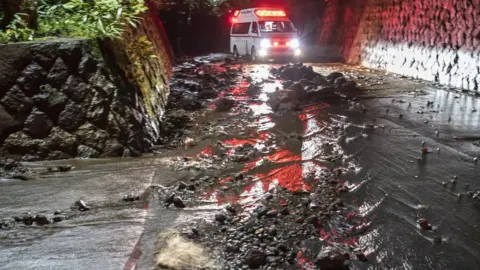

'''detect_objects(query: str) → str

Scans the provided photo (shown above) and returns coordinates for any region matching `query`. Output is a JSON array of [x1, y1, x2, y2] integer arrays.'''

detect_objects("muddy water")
[[197, 63, 480, 269]]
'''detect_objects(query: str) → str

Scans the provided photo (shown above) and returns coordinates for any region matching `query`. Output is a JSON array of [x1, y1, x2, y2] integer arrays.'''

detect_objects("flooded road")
[[1, 58, 479, 270]]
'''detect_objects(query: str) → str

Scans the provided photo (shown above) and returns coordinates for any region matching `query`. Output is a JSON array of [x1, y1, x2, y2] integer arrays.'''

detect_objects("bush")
[[0, 0, 148, 43]]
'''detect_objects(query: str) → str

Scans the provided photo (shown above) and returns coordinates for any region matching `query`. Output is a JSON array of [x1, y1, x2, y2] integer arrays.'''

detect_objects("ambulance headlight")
[[289, 39, 300, 49], [260, 39, 271, 48]]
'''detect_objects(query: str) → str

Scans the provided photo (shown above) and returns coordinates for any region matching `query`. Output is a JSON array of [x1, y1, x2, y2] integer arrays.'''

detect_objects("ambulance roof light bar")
[[255, 9, 287, 17]]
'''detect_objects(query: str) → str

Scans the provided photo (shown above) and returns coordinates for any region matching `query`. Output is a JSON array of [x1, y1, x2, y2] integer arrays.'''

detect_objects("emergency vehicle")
[[230, 8, 301, 61]]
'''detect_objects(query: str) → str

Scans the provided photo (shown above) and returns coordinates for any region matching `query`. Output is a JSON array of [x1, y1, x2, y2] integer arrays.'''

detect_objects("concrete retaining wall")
[[319, 0, 480, 93]]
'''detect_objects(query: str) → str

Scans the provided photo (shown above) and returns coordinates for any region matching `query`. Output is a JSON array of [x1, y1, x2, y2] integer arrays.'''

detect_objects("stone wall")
[[319, 0, 480, 93], [0, 37, 171, 161]]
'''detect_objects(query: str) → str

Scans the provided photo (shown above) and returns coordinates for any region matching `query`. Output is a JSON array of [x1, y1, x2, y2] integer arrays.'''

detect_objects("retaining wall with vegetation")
[[0, 10, 172, 161]]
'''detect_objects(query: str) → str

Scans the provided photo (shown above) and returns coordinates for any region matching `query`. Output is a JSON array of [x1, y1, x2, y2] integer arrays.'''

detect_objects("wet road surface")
[[1, 58, 479, 270]]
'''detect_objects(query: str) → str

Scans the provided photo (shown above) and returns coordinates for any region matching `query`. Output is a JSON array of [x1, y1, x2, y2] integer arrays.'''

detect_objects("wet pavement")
[[1, 56, 479, 270]]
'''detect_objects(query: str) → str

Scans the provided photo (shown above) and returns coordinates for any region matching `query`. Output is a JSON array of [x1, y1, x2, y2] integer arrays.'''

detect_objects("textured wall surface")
[[319, 0, 480, 93], [0, 38, 170, 161]]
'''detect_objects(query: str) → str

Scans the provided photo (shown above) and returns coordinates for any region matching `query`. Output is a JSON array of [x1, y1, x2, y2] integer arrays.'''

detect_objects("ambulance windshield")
[[259, 21, 296, 33]]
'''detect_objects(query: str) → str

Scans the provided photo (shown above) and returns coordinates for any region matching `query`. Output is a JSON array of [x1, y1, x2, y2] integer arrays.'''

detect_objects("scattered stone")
[[177, 181, 187, 190], [122, 193, 140, 202], [216, 98, 235, 112], [417, 218, 431, 230], [21, 212, 35, 226], [72, 199, 90, 211], [215, 213, 228, 223], [173, 197, 186, 208], [243, 250, 267, 268], [315, 248, 347, 269], [34, 214, 50, 226], [265, 209, 278, 218]]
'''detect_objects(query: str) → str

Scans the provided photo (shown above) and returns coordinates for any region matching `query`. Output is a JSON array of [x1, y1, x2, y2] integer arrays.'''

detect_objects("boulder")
[[267, 89, 299, 111], [290, 83, 307, 99], [23, 108, 53, 139], [314, 248, 348, 269], [327, 72, 344, 82]]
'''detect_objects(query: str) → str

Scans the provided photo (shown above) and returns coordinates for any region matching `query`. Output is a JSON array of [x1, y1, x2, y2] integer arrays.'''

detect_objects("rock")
[[280, 66, 296, 81], [16, 62, 47, 96], [215, 213, 228, 223], [356, 252, 368, 261], [23, 109, 53, 139], [1, 85, 33, 122], [265, 210, 278, 218], [280, 207, 289, 216], [276, 243, 288, 252], [78, 53, 98, 80], [73, 199, 90, 211], [178, 96, 202, 111], [47, 57, 69, 87], [77, 145, 100, 158], [244, 250, 267, 268], [164, 193, 175, 206], [0, 105, 21, 140], [267, 89, 298, 111], [75, 124, 108, 151], [198, 89, 218, 99], [417, 218, 431, 230], [173, 197, 186, 208], [226, 243, 240, 253], [247, 84, 261, 96], [187, 184, 196, 191], [315, 248, 347, 269], [57, 101, 86, 132], [183, 137, 197, 149], [314, 76, 329, 86], [3, 132, 42, 156], [123, 193, 140, 202], [11, 174, 30, 181], [254, 204, 269, 218], [32, 86, 68, 118], [34, 214, 50, 226], [102, 140, 124, 157], [52, 215, 64, 223], [290, 83, 307, 99], [326, 72, 344, 81], [21, 212, 35, 225], [216, 98, 235, 112], [333, 77, 348, 88], [45, 127, 77, 155], [305, 215, 319, 225], [177, 181, 187, 190]]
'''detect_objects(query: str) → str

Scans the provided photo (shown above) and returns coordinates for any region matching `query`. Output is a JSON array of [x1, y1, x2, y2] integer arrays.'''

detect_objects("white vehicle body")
[[230, 8, 301, 59]]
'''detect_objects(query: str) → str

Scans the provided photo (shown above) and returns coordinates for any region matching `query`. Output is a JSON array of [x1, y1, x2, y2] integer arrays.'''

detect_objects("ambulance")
[[230, 8, 301, 61]]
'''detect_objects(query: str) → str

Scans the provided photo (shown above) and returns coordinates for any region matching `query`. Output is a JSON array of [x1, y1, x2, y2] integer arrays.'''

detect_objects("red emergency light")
[[255, 9, 286, 17], [233, 10, 240, 17]]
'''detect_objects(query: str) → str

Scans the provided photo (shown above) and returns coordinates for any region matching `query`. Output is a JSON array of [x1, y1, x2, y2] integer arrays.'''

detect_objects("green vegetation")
[[0, 0, 148, 43]]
